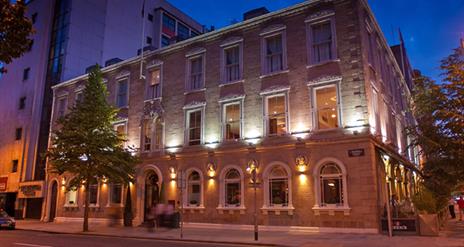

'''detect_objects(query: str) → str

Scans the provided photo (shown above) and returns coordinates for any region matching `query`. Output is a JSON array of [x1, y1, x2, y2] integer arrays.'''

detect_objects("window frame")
[[184, 106, 205, 146], [262, 162, 293, 210], [312, 158, 350, 214], [260, 28, 288, 75], [141, 117, 164, 152], [183, 168, 204, 208], [113, 120, 128, 147], [220, 41, 243, 84], [107, 183, 124, 207], [185, 52, 206, 92], [15, 128, 22, 140], [221, 100, 243, 141], [263, 92, 289, 136], [306, 15, 337, 65], [64, 178, 79, 207], [145, 64, 163, 100], [23, 67, 30, 81], [88, 181, 100, 207], [218, 165, 245, 210], [310, 81, 342, 131], [19, 97, 26, 110], [56, 96, 68, 118], [115, 77, 130, 108]]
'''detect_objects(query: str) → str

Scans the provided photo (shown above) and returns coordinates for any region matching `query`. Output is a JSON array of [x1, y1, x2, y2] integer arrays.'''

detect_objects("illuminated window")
[[65, 187, 78, 206], [186, 170, 202, 207], [116, 79, 128, 108], [314, 85, 339, 129], [146, 68, 161, 99], [224, 169, 241, 207], [319, 163, 343, 206], [266, 95, 287, 135], [223, 103, 241, 140], [114, 121, 127, 145], [268, 166, 289, 206], [187, 110, 202, 146], [142, 118, 163, 151]]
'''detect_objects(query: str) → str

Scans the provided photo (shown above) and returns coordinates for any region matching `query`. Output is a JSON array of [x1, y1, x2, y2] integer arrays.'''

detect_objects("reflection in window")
[[265, 35, 283, 73], [225, 169, 241, 207], [187, 171, 201, 206], [315, 86, 338, 129], [267, 95, 286, 135], [188, 110, 202, 145], [320, 163, 343, 206], [269, 166, 288, 206], [224, 104, 240, 140]]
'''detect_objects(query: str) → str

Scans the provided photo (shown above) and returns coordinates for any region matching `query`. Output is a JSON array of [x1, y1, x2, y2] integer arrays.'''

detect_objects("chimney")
[[243, 7, 269, 21]]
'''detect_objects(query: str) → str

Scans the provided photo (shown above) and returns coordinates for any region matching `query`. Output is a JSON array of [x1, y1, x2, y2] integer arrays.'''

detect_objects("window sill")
[[105, 203, 124, 208], [184, 88, 206, 95], [64, 204, 78, 208], [312, 205, 351, 216], [89, 204, 100, 208], [261, 205, 295, 215], [219, 79, 244, 87], [306, 59, 340, 69], [217, 206, 246, 215], [144, 97, 162, 102], [182, 206, 205, 213], [259, 69, 290, 79]]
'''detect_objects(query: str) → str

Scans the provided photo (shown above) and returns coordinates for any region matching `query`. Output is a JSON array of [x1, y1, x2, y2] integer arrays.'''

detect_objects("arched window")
[[224, 169, 241, 207], [268, 166, 289, 206], [313, 158, 349, 212], [319, 163, 343, 206], [186, 170, 202, 207]]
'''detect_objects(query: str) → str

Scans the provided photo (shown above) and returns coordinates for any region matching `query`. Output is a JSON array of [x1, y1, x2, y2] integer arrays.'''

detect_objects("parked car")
[[0, 210, 15, 230]]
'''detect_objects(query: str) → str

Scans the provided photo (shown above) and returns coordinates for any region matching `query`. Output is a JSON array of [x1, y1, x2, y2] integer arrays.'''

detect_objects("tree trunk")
[[83, 182, 90, 232]]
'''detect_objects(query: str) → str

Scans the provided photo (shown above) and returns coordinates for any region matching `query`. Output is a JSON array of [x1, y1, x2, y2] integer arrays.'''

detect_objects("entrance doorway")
[[144, 171, 159, 222], [48, 181, 58, 222]]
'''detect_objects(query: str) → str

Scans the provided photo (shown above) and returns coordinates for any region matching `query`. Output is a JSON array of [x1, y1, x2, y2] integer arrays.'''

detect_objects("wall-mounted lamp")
[[246, 159, 259, 173], [295, 155, 308, 173], [102, 176, 108, 184], [61, 177, 66, 187], [206, 162, 217, 178], [169, 166, 177, 180]]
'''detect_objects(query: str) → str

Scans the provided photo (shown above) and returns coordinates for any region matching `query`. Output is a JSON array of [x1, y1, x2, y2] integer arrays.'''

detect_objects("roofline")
[[52, 0, 322, 90]]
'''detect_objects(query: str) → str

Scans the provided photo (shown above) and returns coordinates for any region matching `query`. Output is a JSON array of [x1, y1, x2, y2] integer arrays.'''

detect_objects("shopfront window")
[[225, 169, 241, 207], [187, 170, 202, 207], [319, 163, 343, 206], [268, 166, 288, 206]]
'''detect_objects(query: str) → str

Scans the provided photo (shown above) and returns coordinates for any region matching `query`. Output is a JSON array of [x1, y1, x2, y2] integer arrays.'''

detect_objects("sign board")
[[348, 148, 365, 157], [18, 181, 45, 198], [381, 218, 417, 234], [0, 177, 7, 191]]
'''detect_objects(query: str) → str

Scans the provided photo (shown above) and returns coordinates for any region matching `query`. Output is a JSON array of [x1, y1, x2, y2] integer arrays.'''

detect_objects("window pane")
[[89, 184, 98, 204], [58, 98, 66, 117], [117, 80, 128, 107], [147, 69, 161, 99], [188, 171, 201, 206], [321, 178, 342, 205], [177, 22, 189, 41], [111, 183, 122, 204], [226, 182, 240, 206], [162, 14, 176, 36], [267, 96, 286, 135], [225, 104, 240, 140], [161, 35, 170, 47], [315, 86, 338, 129], [266, 35, 283, 72], [143, 119, 152, 151], [188, 111, 201, 145], [190, 57, 203, 90], [312, 22, 332, 63], [269, 178, 288, 206], [225, 46, 240, 82], [154, 118, 163, 149]]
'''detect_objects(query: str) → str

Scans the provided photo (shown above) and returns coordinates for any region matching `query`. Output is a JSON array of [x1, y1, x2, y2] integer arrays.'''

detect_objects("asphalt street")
[[0, 230, 271, 247]]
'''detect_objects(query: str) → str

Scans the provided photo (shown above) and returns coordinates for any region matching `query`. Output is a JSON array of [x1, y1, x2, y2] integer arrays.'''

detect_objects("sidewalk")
[[14, 219, 464, 247]]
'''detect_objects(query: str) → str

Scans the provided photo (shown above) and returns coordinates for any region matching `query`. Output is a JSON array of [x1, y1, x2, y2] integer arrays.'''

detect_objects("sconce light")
[[246, 159, 259, 173], [206, 162, 216, 178], [102, 176, 108, 184], [169, 166, 177, 180], [295, 155, 308, 173], [61, 177, 66, 187]]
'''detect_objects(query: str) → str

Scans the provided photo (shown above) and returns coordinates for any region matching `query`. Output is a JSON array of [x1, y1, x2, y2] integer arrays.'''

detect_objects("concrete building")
[[45, 0, 421, 232], [0, 0, 202, 219]]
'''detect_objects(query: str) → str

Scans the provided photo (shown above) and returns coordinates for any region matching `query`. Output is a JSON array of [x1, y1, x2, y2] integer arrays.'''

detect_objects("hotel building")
[[44, 0, 421, 232]]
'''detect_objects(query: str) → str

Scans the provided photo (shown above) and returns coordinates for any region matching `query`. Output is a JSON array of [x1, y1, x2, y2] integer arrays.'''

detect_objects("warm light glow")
[[206, 163, 216, 178], [102, 177, 108, 184], [61, 178, 66, 186], [328, 182, 335, 187], [298, 174, 308, 185], [297, 165, 307, 173], [205, 142, 219, 149], [208, 178, 215, 188], [169, 166, 177, 180]]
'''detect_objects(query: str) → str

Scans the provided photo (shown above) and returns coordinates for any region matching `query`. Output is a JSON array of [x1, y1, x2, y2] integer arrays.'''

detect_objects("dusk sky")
[[169, 0, 464, 83]]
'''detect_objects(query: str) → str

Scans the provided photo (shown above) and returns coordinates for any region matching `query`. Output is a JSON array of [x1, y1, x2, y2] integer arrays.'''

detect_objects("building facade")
[[0, 0, 202, 219], [44, 0, 420, 232]]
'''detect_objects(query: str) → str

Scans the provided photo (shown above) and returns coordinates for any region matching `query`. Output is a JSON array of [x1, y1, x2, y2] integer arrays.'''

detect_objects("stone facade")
[[44, 0, 419, 232]]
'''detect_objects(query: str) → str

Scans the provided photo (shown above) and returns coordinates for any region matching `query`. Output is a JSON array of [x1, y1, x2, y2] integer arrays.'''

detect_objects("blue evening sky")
[[169, 0, 464, 83]]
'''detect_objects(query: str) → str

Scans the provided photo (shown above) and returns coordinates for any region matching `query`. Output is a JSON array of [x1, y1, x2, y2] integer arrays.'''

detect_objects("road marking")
[[14, 243, 52, 247]]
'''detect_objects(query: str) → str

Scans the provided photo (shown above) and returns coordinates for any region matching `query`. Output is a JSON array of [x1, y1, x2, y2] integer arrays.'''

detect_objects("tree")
[[0, 0, 34, 73], [407, 45, 464, 208], [47, 66, 138, 232]]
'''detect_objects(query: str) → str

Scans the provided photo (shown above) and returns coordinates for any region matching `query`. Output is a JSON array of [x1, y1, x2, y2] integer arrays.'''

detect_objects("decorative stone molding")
[[259, 24, 286, 36], [305, 9, 335, 23], [115, 70, 130, 79], [143, 100, 164, 119], [259, 85, 290, 96], [220, 36, 243, 47], [185, 47, 206, 57], [312, 206, 351, 216], [183, 101, 206, 110], [261, 206, 295, 216], [218, 93, 245, 103], [146, 59, 163, 69], [307, 75, 342, 86]]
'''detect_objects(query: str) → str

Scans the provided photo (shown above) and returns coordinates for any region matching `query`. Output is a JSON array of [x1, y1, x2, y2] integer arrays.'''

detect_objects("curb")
[[16, 227, 281, 247]]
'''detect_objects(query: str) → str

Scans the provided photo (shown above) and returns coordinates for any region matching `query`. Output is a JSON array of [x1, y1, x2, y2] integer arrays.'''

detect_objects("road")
[[0, 230, 271, 247]]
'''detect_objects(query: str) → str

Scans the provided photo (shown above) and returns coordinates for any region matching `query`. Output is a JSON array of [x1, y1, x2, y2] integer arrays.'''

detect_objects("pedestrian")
[[448, 197, 456, 219], [457, 196, 464, 221]]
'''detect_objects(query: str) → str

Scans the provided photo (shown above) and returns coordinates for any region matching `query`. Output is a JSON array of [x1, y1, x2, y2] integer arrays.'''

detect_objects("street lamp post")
[[177, 170, 185, 239], [251, 169, 258, 241]]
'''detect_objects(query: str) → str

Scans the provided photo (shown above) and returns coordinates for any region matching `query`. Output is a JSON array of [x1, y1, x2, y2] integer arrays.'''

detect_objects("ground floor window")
[[318, 162, 346, 207], [268, 166, 289, 206], [187, 170, 202, 207], [110, 183, 122, 204]]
